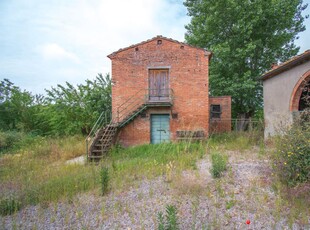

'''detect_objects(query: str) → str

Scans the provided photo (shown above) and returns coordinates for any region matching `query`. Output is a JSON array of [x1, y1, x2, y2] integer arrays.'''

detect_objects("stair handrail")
[[116, 88, 174, 123], [87, 87, 174, 158], [88, 111, 106, 138], [86, 110, 111, 158], [116, 89, 145, 122]]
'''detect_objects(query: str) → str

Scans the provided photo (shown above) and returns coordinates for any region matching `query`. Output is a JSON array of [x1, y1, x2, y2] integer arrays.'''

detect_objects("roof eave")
[[261, 51, 310, 81]]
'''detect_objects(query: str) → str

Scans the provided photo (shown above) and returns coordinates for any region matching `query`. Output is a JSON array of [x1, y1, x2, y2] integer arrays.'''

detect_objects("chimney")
[[271, 63, 278, 70]]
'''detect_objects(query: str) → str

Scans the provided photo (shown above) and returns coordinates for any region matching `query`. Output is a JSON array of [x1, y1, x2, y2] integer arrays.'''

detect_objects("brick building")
[[209, 96, 232, 134], [87, 36, 231, 159]]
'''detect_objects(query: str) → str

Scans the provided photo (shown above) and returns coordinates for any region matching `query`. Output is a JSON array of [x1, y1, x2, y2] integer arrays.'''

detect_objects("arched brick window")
[[290, 70, 310, 111]]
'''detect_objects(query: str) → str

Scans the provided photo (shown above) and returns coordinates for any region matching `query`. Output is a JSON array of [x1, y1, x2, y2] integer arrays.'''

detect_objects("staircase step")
[[88, 103, 147, 158], [88, 155, 104, 159], [95, 143, 113, 147], [98, 138, 114, 142], [91, 149, 110, 153]]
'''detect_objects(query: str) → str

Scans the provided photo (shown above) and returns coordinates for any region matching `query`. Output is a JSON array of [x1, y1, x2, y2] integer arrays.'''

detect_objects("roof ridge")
[[107, 35, 211, 58]]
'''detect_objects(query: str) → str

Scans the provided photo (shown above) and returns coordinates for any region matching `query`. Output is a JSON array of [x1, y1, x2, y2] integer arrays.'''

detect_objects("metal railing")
[[86, 110, 111, 159], [86, 88, 174, 158], [116, 88, 174, 123], [209, 118, 264, 133]]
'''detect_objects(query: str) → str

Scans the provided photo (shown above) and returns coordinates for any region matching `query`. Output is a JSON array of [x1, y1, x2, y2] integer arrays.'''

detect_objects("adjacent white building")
[[262, 50, 310, 138]]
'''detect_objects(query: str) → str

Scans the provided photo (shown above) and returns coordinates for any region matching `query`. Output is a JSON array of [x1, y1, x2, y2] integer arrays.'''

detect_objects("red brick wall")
[[209, 96, 232, 134], [109, 37, 210, 146], [290, 69, 310, 111]]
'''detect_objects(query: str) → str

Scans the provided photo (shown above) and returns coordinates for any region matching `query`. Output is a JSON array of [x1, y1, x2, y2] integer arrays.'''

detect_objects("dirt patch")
[[65, 155, 86, 165]]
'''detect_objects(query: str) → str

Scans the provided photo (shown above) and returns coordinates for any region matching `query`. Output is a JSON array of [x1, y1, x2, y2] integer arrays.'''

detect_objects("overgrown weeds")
[[208, 131, 263, 151], [158, 204, 179, 230], [0, 131, 35, 153], [100, 166, 110, 195], [210, 152, 227, 178], [106, 141, 206, 189], [0, 135, 98, 215], [272, 111, 310, 186], [0, 195, 21, 216], [0, 139, 206, 216]]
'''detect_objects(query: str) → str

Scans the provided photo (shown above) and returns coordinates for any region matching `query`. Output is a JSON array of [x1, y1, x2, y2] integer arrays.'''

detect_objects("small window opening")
[[157, 40, 162, 45], [135, 47, 139, 51], [180, 45, 184, 49], [211, 104, 221, 119], [172, 113, 178, 119]]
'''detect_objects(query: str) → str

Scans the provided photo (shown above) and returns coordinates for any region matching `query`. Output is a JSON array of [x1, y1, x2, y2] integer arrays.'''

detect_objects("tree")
[[42, 73, 111, 135], [0, 79, 37, 131], [0, 74, 111, 135], [184, 0, 308, 120]]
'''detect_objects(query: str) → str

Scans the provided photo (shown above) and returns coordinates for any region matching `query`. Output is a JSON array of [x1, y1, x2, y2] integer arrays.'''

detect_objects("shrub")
[[100, 166, 110, 195], [210, 152, 227, 178], [157, 204, 179, 230], [272, 112, 310, 186], [208, 130, 263, 151], [0, 131, 41, 153], [0, 131, 24, 152], [0, 196, 21, 216]]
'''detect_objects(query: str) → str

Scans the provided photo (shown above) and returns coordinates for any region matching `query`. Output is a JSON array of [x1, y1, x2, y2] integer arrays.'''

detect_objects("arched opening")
[[290, 70, 310, 112], [298, 81, 310, 111]]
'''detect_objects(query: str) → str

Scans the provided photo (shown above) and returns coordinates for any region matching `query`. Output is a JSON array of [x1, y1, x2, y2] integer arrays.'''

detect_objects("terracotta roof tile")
[[262, 50, 310, 80]]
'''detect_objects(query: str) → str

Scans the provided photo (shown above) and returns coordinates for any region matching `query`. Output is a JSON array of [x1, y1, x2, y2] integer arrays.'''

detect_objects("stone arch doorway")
[[290, 70, 310, 112]]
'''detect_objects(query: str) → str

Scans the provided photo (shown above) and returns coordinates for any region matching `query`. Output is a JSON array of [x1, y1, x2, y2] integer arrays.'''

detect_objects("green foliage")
[[106, 141, 206, 191], [208, 131, 263, 151], [0, 79, 39, 131], [0, 131, 23, 152], [43, 73, 111, 135], [225, 199, 236, 210], [100, 166, 110, 195], [184, 0, 307, 117], [272, 113, 310, 186], [158, 211, 165, 230], [157, 204, 179, 230], [0, 131, 42, 153], [210, 152, 227, 178], [0, 139, 205, 215], [0, 135, 97, 214], [0, 74, 111, 136], [0, 195, 21, 216]]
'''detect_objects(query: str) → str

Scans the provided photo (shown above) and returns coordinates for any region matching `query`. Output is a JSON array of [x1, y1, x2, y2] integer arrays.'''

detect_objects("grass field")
[[0, 131, 309, 229], [0, 134, 206, 215]]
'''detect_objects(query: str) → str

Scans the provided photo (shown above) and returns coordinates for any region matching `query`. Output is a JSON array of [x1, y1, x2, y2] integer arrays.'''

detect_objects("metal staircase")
[[86, 88, 173, 161]]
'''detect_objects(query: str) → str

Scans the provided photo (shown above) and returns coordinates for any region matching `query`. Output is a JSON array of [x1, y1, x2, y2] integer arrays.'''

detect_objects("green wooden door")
[[151, 114, 170, 144]]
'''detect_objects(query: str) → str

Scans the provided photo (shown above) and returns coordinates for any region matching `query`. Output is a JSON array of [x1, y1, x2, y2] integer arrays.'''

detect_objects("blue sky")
[[1, 0, 309, 94]]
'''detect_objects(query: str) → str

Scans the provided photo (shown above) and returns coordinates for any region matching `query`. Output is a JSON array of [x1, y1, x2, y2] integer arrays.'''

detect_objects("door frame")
[[148, 68, 170, 102], [150, 113, 170, 144]]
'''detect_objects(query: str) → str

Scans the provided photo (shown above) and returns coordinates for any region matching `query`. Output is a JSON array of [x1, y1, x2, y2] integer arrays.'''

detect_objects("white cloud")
[[3, 0, 309, 95], [39, 43, 80, 63]]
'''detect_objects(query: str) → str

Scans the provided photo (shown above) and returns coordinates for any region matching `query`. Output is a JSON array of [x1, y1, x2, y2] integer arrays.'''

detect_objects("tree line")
[[1, 0, 308, 135], [184, 0, 308, 119], [0, 74, 111, 136]]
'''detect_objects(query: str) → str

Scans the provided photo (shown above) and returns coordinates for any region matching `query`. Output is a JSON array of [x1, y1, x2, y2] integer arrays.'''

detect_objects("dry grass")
[[1, 131, 309, 229], [0, 137, 206, 215]]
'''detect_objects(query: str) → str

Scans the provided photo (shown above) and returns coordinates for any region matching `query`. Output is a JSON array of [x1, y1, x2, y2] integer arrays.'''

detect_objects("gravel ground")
[[1, 149, 310, 230]]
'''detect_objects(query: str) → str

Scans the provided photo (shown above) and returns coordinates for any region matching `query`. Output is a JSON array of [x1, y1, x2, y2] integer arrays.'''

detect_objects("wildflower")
[[246, 219, 251, 225]]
